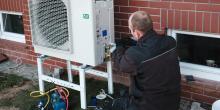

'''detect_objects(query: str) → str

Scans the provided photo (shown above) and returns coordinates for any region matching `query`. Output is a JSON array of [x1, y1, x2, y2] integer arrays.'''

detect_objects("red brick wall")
[[115, 0, 220, 38], [114, 0, 220, 105], [0, 0, 23, 12], [0, 0, 220, 105]]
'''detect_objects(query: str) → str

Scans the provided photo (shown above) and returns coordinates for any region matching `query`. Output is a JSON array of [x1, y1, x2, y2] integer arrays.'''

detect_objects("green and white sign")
[[83, 14, 89, 19]]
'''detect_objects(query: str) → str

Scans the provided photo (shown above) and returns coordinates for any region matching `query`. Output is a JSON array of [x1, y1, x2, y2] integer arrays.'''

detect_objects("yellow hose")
[[30, 87, 69, 109]]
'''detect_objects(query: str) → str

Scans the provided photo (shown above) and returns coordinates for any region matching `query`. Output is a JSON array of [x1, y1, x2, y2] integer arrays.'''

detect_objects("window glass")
[[177, 34, 220, 68], [2, 13, 24, 34]]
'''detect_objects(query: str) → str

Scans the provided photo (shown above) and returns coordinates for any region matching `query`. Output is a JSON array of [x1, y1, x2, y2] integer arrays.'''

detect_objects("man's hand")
[[109, 43, 116, 53]]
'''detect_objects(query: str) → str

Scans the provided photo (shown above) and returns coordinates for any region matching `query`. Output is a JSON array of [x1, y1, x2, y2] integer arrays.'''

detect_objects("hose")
[[30, 86, 69, 110]]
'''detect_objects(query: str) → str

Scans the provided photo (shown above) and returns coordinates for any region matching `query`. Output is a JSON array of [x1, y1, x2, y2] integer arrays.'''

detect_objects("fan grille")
[[29, 0, 70, 51]]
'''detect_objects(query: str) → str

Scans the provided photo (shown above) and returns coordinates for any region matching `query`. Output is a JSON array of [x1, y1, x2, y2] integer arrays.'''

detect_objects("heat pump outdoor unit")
[[29, 0, 114, 66]]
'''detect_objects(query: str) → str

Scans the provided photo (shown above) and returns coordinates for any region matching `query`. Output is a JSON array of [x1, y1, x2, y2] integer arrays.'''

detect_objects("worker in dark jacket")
[[112, 11, 181, 110]]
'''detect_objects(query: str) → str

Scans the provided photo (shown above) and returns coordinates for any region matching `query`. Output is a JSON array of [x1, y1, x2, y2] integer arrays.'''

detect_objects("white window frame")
[[167, 29, 220, 82], [0, 11, 25, 43]]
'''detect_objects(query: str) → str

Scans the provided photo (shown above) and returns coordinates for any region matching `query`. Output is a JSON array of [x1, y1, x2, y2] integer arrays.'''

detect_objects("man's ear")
[[135, 30, 142, 39]]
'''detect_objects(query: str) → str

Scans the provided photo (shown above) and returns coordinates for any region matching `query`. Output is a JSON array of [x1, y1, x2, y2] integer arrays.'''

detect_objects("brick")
[[189, 11, 196, 31], [204, 13, 211, 32], [0, 39, 27, 51], [114, 6, 119, 12], [140, 8, 160, 15], [23, 24, 31, 31], [167, 10, 174, 28], [149, 1, 170, 9], [51, 57, 66, 63], [181, 83, 191, 92], [115, 32, 121, 38], [197, 4, 220, 12], [196, 12, 203, 32], [174, 10, 181, 29], [115, 26, 129, 33], [210, 0, 220, 4], [28, 50, 37, 56], [23, 9, 29, 15], [22, 58, 37, 65], [192, 93, 217, 104], [162, 0, 183, 1], [210, 13, 219, 33], [114, 0, 128, 6], [191, 86, 203, 94], [171, 2, 195, 10], [120, 6, 139, 13], [217, 84, 220, 91], [151, 15, 160, 23], [129, 1, 149, 7], [195, 0, 209, 3], [0, 1, 2, 10], [25, 41, 32, 46], [153, 22, 160, 30], [6, 0, 9, 10], [161, 9, 168, 29], [196, 78, 218, 90], [23, 3, 28, 10], [204, 88, 220, 99], [120, 33, 131, 38], [44, 59, 56, 65], [15, 0, 19, 11], [219, 14, 220, 33], [181, 91, 191, 99], [209, 5, 220, 12], [22, 15, 30, 21], [8, 0, 12, 11], [184, 0, 209, 3], [120, 19, 128, 26], [32, 56, 37, 62], [114, 13, 129, 19], [181, 11, 188, 30], [23, 20, 30, 26], [196, 3, 209, 11], [190, 80, 205, 88], [114, 19, 120, 26], [2, 0, 6, 10]]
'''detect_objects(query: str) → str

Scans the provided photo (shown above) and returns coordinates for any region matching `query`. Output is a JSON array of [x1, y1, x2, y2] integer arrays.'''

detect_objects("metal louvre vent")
[[29, 0, 70, 51]]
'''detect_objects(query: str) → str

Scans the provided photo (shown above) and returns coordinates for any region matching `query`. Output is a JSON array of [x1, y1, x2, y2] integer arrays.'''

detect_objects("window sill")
[[180, 62, 220, 82], [0, 32, 25, 43]]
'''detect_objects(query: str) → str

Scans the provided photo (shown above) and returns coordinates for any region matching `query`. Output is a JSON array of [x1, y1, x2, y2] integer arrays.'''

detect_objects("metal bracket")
[[37, 55, 114, 109]]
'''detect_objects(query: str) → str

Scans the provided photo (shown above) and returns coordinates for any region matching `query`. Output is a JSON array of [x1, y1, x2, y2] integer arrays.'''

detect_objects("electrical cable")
[[30, 86, 69, 110], [56, 86, 69, 110]]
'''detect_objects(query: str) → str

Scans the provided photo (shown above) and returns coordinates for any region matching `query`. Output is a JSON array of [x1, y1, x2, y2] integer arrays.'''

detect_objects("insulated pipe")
[[79, 65, 87, 109], [67, 60, 73, 82], [107, 61, 113, 94], [37, 55, 45, 93]]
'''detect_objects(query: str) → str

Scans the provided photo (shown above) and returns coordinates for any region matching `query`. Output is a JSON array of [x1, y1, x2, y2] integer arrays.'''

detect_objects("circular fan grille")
[[30, 0, 69, 50]]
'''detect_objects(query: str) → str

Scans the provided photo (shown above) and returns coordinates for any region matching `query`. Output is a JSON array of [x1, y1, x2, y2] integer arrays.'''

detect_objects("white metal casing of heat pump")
[[29, 0, 114, 66]]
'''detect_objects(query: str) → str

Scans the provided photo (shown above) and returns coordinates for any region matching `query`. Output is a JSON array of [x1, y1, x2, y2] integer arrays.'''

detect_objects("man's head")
[[128, 11, 153, 41]]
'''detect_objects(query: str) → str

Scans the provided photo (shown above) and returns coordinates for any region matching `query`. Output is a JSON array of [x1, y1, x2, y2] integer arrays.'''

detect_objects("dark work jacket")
[[113, 30, 181, 110]]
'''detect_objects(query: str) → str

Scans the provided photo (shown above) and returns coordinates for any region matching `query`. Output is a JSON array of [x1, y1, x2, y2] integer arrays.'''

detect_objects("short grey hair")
[[129, 11, 153, 33]]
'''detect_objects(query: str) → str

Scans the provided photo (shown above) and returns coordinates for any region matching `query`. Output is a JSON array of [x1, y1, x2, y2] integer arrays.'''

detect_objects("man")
[[112, 11, 181, 110]]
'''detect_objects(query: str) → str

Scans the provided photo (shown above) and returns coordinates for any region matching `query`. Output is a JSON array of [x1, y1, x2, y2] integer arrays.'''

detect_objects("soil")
[[0, 81, 32, 100]]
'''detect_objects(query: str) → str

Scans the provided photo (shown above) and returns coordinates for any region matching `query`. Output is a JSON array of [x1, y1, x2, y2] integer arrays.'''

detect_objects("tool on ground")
[[30, 86, 69, 110]]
